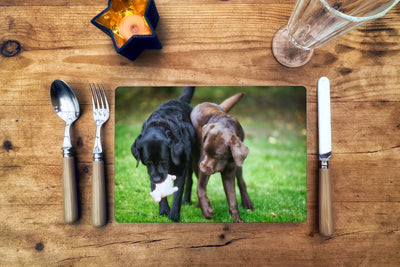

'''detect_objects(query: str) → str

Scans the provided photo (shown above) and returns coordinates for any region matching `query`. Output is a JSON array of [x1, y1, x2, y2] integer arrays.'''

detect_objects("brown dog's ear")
[[201, 124, 209, 138], [201, 123, 214, 143], [228, 135, 249, 167]]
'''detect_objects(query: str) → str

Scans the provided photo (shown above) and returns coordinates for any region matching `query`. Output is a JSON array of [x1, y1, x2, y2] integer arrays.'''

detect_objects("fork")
[[89, 83, 109, 227]]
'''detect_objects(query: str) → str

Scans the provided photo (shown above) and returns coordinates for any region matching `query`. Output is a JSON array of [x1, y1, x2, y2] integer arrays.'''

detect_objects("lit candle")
[[91, 0, 162, 60], [118, 14, 152, 40]]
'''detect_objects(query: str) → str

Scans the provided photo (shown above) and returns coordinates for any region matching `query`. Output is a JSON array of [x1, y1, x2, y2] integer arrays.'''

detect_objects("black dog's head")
[[131, 127, 184, 184]]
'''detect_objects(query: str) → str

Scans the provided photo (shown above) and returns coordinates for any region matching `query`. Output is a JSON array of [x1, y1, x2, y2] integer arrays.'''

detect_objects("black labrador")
[[131, 87, 196, 221]]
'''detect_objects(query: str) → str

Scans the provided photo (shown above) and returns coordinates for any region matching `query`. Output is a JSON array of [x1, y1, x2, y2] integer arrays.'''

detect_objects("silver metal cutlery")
[[50, 79, 81, 224], [89, 83, 110, 227], [318, 76, 334, 237]]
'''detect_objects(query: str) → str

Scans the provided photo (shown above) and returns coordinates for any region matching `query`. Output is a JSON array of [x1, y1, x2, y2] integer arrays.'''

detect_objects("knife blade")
[[318, 76, 334, 237]]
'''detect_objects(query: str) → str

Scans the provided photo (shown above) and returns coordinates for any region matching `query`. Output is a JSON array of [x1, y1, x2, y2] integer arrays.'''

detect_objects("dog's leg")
[[197, 172, 213, 219], [168, 169, 186, 222], [159, 199, 170, 216], [152, 182, 170, 216], [221, 166, 242, 222], [183, 162, 192, 205], [236, 166, 254, 210]]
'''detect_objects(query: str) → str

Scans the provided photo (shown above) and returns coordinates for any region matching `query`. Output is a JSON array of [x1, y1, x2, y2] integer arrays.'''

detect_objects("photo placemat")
[[114, 86, 307, 223]]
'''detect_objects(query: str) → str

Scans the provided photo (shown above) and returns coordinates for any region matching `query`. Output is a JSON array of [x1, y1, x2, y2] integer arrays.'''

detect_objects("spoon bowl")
[[51, 80, 80, 124], [50, 79, 81, 224]]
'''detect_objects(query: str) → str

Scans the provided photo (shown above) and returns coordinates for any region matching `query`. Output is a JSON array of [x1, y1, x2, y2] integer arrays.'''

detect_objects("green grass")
[[114, 86, 307, 223]]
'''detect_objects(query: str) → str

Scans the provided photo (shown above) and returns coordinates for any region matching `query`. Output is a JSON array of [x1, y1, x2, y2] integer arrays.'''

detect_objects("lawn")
[[114, 86, 307, 223]]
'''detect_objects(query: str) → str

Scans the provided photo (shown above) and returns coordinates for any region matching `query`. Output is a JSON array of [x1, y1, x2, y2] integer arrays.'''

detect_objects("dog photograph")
[[114, 86, 307, 223]]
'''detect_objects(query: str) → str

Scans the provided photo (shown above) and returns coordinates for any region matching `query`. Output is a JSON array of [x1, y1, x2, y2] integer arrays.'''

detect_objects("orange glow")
[[96, 0, 152, 47]]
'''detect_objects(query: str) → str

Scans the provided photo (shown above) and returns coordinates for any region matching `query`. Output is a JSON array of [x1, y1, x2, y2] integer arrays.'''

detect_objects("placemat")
[[114, 86, 307, 223]]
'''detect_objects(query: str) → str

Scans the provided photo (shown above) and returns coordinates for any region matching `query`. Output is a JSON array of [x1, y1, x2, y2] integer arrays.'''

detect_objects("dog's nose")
[[200, 162, 212, 174], [153, 176, 162, 183]]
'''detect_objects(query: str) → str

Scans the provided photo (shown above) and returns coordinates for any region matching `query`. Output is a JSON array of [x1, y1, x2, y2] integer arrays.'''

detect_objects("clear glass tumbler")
[[272, 0, 400, 67]]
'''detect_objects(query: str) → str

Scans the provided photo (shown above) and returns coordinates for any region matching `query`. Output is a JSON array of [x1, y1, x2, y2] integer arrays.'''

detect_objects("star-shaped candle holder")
[[91, 0, 161, 61]]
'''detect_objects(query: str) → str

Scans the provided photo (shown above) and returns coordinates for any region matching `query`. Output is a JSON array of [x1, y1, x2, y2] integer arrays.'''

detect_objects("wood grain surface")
[[1, 0, 399, 265]]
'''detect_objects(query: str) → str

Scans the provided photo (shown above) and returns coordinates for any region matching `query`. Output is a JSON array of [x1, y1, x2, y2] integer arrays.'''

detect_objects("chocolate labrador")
[[131, 87, 196, 222], [191, 93, 254, 222]]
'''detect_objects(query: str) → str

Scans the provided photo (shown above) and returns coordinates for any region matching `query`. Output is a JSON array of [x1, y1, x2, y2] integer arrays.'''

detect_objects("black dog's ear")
[[182, 125, 195, 162], [131, 134, 142, 167], [166, 129, 185, 165], [170, 142, 184, 166]]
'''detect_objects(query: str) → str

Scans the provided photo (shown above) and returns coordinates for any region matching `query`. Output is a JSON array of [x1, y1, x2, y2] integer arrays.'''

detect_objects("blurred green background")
[[114, 86, 307, 223]]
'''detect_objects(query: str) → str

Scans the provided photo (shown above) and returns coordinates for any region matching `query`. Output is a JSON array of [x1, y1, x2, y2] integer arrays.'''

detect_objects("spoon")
[[50, 79, 80, 224]]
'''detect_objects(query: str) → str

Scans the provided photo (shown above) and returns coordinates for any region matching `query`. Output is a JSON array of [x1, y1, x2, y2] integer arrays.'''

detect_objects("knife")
[[318, 76, 334, 237]]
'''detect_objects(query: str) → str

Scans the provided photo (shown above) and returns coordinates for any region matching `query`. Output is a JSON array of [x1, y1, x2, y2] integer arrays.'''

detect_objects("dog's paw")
[[231, 212, 243, 223], [159, 209, 170, 216], [242, 197, 254, 210], [199, 198, 214, 219], [168, 211, 180, 222], [204, 207, 214, 219], [159, 200, 170, 216]]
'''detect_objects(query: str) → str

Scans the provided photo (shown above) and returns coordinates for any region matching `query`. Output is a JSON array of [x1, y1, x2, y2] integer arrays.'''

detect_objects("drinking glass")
[[272, 0, 400, 67]]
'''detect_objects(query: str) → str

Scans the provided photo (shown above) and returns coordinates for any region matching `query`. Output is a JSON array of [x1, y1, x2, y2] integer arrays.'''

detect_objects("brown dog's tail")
[[219, 93, 245, 112]]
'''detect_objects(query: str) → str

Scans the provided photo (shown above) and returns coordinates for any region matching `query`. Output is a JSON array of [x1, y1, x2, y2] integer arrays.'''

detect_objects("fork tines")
[[89, 83, 109, 112], [89, 83, 109, 161]]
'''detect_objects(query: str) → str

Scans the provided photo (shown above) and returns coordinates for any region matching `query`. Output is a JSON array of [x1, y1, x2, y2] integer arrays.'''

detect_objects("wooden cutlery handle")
[[92, 160, 107, 227], [62, 157, 79, 224], [319, 168, 334, 236]]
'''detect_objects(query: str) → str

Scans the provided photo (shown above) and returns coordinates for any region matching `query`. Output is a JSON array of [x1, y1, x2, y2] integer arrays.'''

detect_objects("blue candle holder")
[[91, 0, 162, 61]]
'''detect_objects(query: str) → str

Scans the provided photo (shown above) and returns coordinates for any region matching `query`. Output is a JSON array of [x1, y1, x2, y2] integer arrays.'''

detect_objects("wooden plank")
[[0, 203, 399, 266], [0, 5, 398, 92]]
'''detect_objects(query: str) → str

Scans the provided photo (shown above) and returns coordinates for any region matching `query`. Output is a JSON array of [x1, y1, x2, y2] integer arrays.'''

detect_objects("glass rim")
[[319, 0, 400, 22]]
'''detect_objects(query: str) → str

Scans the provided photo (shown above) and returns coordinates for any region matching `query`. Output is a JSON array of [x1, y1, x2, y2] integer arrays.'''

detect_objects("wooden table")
[[1, 0, 399, 265]]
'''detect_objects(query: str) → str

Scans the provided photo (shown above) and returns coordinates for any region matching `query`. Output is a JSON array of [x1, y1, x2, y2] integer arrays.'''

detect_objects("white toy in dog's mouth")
[[150, 174, 178, 203]]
